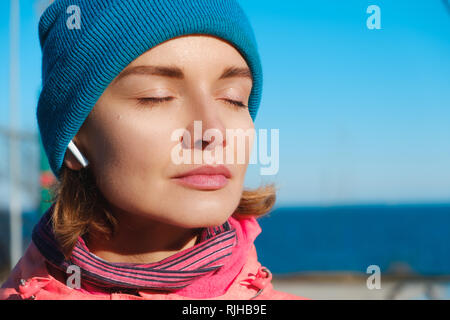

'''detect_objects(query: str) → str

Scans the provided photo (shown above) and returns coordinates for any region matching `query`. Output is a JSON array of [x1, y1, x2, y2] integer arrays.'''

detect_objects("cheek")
[[225, 114, 255, 169], [89, 111, 176, 200]]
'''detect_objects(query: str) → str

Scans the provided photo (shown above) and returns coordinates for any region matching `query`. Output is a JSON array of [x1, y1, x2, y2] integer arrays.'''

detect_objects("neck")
[[85, 207, 202, 264]]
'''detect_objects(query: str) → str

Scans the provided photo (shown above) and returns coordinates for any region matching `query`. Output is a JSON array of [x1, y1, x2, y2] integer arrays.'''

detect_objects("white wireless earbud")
[[68, 140, 89, 167]]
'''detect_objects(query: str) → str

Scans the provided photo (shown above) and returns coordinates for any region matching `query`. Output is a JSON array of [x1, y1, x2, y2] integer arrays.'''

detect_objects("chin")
[[168, 200, 238, 228]]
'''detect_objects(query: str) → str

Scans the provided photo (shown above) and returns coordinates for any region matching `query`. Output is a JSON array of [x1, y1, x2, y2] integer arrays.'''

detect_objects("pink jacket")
[[1, 215, 308, 300]]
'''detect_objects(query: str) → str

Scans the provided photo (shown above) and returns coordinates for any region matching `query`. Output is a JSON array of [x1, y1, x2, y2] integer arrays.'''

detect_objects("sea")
[[255, 204, 450, 276]]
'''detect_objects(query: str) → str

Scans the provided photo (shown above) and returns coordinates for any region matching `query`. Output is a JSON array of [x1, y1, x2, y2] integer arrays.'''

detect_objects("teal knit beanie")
[[37, 0, 263, 179]]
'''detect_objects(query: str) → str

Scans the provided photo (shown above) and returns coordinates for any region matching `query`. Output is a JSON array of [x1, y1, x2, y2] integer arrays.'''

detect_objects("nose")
[[181, 95, 227, 153]]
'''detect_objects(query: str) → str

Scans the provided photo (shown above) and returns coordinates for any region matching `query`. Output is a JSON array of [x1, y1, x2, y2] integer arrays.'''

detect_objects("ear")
[[63, 138, 85, 170], [64, 148, 84, 170]]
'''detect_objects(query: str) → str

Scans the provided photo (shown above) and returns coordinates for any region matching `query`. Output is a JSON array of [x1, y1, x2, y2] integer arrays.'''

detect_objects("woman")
[[1, 0, 306, 300]]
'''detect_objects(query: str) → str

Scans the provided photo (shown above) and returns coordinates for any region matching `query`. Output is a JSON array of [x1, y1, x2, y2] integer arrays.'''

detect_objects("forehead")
[[127, 34, 249, 68]]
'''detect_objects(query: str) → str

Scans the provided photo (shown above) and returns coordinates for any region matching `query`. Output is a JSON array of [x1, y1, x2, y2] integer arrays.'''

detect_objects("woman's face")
[[67, 35, 255, 228]]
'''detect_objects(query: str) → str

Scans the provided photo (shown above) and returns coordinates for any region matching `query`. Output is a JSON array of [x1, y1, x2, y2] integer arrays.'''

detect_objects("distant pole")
[[9, 0, 22, 268]]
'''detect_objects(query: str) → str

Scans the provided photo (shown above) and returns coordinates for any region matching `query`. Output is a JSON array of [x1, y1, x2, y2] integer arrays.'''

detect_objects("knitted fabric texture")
[[37, 0, 263, 178]]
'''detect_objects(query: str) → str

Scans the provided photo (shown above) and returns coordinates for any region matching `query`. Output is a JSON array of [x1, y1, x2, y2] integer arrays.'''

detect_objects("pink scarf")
[[32, 204, 261, 297]]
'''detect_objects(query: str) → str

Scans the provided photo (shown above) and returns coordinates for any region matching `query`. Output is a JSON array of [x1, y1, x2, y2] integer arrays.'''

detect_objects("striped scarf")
[[32, 205, 237, 292]]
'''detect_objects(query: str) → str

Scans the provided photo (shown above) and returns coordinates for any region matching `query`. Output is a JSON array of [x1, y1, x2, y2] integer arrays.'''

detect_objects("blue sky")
[[1, 0, 449, 208]]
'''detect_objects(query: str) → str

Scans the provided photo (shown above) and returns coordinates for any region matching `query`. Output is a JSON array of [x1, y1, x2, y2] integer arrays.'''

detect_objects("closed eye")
[[221, 99, 248, 108], [136, 96, 174, 107]]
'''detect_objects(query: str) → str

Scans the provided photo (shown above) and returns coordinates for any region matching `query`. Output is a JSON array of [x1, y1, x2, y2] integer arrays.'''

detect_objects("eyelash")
[[136, 97, 248, 108], [222, 99, 248, 108], [136, 96, 174, 107]]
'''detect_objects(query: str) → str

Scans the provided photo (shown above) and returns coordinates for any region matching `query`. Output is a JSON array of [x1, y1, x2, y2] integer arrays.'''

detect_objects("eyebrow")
[[113, 65, 253, 83], [218, 66, 252, 81]]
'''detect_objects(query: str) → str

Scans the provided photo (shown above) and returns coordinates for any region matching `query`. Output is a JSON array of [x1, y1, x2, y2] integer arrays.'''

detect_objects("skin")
[[63, 35, 255, 264]]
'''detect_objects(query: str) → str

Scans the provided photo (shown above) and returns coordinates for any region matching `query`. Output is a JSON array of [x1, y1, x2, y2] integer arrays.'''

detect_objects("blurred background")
[[1, 0, 449, 299]]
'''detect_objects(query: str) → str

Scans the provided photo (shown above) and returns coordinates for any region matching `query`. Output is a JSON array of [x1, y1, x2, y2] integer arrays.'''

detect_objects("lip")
[[171, 165, 232, 190]]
